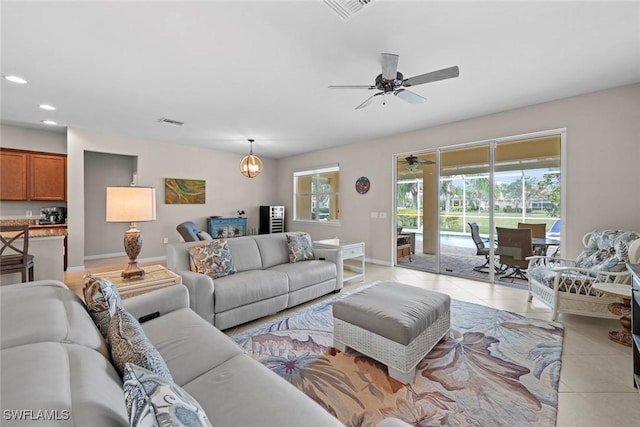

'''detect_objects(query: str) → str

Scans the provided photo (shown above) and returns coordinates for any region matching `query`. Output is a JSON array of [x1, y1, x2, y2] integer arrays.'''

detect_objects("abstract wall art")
[[165, 178, 206, 204]]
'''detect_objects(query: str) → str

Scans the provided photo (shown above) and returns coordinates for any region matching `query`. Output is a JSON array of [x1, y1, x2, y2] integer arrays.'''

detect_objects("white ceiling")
[[2, 1, 639, 159]]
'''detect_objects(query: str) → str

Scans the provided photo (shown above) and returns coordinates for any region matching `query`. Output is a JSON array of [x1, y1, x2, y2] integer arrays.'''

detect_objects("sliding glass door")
[[439, 145, 491, 278], [395, 131, 562, 284]]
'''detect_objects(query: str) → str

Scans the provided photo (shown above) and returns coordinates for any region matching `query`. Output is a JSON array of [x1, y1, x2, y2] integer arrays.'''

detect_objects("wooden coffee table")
[[90, 264, 181, 299], [592, 282, 632, 347]]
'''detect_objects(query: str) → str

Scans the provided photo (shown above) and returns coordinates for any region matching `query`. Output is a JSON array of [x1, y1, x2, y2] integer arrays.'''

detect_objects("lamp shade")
[[106, 187, 156, 222], [240, 139, 263, 178], [240, 154, 263, 178]]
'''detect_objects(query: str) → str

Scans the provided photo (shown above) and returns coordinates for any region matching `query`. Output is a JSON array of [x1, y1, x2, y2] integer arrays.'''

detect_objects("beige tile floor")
[[71, 259, 640, 426], [227, 263, 640, 427]]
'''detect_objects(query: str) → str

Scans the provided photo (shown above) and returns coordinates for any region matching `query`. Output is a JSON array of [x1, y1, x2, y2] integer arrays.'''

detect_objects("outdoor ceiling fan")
[[329, 53, 459, 109], [402, 154, 434, 171]]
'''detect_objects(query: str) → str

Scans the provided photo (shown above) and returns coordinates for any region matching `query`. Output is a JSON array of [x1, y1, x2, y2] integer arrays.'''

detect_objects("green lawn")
[[398, 211, 558, 235]]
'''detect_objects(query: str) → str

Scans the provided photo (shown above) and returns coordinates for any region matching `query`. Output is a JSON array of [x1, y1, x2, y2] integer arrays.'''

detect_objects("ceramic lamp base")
[[122, 226, 145, 279]]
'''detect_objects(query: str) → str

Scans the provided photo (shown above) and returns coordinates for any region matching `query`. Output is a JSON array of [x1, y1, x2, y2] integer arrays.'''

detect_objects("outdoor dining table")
[[531, 237, 560, 255]]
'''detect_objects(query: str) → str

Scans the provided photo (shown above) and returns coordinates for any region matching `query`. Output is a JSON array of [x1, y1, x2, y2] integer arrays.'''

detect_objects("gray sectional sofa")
[[166, 233, 344, 329], [0, 280, 345, 426]]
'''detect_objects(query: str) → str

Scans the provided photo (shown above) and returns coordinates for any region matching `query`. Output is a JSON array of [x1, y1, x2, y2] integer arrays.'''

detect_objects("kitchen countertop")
[[0, 219, 67, 238]]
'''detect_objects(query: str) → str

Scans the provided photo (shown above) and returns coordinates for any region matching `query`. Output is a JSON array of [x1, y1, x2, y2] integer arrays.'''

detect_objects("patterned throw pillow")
[[83, 274, 122, 340], [286, 232, 315, 263], [187, 239, 236, 279], [123, 363, 213, 427], [109, 307, 173, 382], [576, 248, 611, 269], [594, 240, 631, 272]]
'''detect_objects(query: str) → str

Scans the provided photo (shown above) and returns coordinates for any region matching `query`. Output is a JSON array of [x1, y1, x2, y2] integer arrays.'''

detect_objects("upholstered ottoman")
[[332, 282, 450, 384]]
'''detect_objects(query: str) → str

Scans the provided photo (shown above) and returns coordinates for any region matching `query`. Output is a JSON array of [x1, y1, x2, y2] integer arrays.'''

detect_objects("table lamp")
[[106, 186, 156, 279]]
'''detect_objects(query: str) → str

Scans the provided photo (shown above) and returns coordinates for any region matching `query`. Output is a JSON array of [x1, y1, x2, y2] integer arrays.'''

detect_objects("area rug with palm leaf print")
[[230, 282, 564, 427]]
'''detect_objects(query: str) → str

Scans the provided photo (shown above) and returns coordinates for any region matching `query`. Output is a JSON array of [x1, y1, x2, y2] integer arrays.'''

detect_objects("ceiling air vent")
[[158, 117, 184, 127], [323, 0, 373, 21]]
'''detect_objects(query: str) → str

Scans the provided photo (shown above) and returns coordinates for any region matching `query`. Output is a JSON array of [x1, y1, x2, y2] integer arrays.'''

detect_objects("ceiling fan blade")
[[355, 92, 382, 110], [395, 89, 426, 104], [328, 85, 376, 89], [403, 65, 460, 87], [381, 53, 399, 81]]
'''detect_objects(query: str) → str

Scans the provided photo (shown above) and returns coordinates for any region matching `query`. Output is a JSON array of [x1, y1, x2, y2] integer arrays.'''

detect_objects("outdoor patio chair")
[[468, 222, 499, 273], [497, 227, 533, 281], [518, 222, 547, 255]]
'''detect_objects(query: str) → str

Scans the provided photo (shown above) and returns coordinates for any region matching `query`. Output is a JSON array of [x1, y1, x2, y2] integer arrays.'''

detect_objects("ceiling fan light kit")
[[402, 154, 434, 171], [240, 139, 263, 178], [329, 53, 459, 109]]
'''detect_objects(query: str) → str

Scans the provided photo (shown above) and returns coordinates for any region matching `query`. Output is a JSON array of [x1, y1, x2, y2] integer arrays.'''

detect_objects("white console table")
[[314, 239, 365, 283]]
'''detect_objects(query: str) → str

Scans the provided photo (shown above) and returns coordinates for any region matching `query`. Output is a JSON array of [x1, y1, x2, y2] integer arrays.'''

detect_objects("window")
[[294, 165, 340, 223]]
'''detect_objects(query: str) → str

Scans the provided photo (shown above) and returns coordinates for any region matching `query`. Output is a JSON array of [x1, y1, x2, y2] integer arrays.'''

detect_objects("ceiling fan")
[[402, 154, 434, 171], [329, 53, 459, 110]]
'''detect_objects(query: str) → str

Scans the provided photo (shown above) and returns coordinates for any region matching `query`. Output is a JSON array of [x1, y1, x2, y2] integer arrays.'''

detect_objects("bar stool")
[[0, 225, 35, 282]]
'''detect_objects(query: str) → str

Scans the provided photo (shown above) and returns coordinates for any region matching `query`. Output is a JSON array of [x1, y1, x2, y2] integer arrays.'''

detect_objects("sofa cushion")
[[0, 280, 108, 357], [141, 308, 243, 386], [253, 233, 290, 269], [109, 307, 173, 381], [0, 342, 128, 427], [188, 239, 236, 279], [528, 266, 599, 296], [83, 274, 122, 340], [268, 260, 337, 292], [226, 236, 263, 272], [286, 232, 315, 263], [123, 363, 212, 427], [182, 354, 343, 427], [213, 270, 289, 312]]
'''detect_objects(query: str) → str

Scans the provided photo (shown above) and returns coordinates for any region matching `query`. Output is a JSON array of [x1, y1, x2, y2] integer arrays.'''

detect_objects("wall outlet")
[[163, 237, 169, 244], [25, 210, 32, 217], [379, 212, 387, 219], [370, 212, 378, 218]]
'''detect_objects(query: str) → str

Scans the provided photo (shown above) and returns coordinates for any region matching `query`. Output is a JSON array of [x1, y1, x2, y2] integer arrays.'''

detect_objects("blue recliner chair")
[[176, 221, 205, 242]]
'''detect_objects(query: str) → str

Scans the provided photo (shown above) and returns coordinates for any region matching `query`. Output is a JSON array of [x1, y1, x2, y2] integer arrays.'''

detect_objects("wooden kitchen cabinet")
[[0, 150, 28, 200], [29, 153, 67, 201], [0, 149, 67, 201]]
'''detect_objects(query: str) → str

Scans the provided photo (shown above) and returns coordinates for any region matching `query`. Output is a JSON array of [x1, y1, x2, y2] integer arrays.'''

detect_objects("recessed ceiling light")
[[4, 75, 27, 84], [41, 120, 57, 126], [39, 104, 56, 111]]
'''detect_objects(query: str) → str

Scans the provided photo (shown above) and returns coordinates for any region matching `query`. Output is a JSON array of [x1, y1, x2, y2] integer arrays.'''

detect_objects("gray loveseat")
[[166, 233, 343, 330], [0, 280, 344, 426]]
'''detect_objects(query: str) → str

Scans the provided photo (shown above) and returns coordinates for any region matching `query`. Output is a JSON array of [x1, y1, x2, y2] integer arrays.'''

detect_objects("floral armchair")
[[527, 229, 640, 320]]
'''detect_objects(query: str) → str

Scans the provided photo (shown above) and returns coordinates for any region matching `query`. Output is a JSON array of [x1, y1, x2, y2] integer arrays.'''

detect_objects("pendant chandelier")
[[240, 139, 263, 178]]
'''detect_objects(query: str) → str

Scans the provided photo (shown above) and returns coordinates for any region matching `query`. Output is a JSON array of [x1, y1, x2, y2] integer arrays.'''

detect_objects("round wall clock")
[[355, 176, 370, 194]]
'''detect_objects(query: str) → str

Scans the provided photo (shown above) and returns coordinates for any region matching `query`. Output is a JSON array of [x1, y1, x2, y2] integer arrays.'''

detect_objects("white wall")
[[1, 125, 66, 153], [5, 83, 639, 269], [276, 83, 640, 263], [67, 128, 278, 270], [83, 151, 136, 256]]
